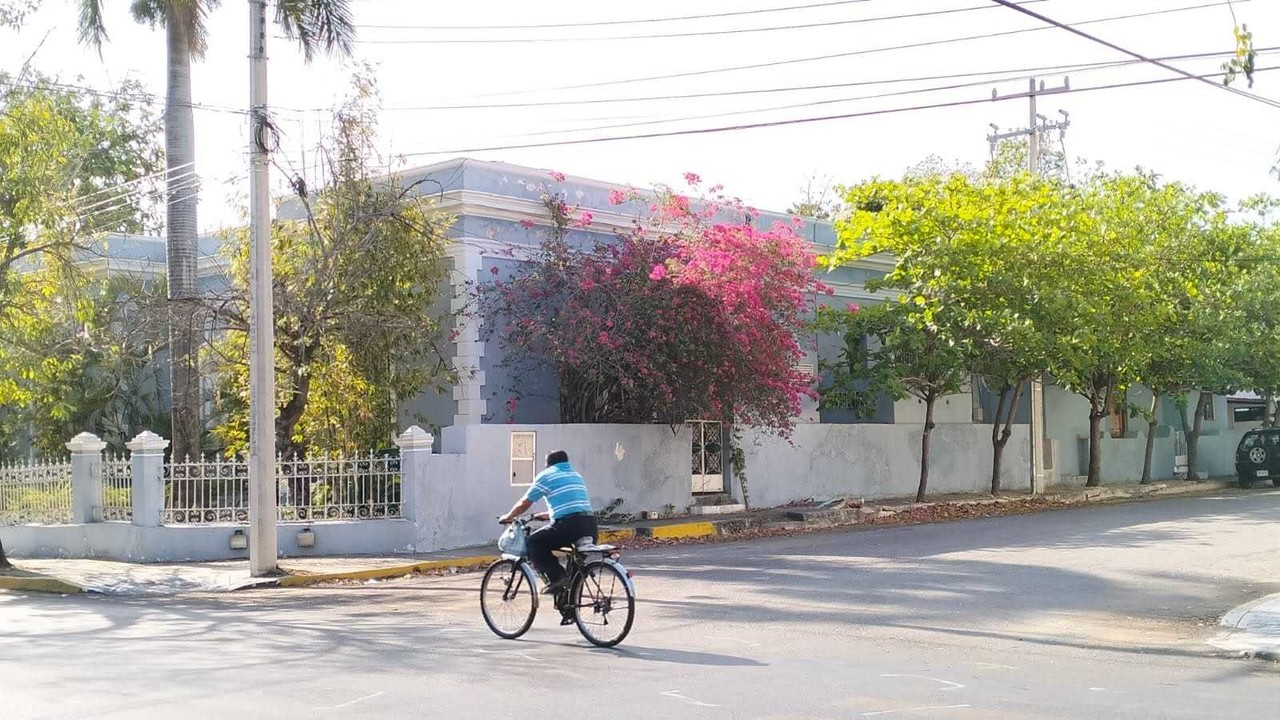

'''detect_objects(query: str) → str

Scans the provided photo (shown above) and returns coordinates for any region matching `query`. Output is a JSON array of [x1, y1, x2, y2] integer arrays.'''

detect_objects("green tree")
[[815, 301, 968, 503], [209, 89, 455, 459], [74, 0, 356, 462], [1231, 201, 1280, 427], [0, 77, 161, 568], [985, 135, 1069, 181], [786, 174, 844, 221], [0, 272, 169, 456], [1033, 173, 1174, 487], [829, 173, 1066, 494], [1134, 191, 1255, 483]]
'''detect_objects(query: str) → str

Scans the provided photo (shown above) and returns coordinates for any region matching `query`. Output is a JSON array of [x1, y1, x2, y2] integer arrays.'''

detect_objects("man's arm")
[[499, 498, 533, 524]]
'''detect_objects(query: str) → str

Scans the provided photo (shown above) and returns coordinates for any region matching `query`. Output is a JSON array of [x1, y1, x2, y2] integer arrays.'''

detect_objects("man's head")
[[546, 450, 569, 467]]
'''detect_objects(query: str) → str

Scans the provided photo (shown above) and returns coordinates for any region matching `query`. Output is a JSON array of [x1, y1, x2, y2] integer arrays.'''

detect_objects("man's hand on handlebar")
[[498, 512, 550, 525]]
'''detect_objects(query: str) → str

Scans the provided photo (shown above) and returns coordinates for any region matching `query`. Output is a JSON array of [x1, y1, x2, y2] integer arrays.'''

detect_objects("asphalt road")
[[4, 490, 1280, 719]]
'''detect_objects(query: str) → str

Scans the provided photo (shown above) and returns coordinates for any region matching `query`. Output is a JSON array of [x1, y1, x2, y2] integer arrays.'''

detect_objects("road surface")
[[4, 490, 1280, 719]]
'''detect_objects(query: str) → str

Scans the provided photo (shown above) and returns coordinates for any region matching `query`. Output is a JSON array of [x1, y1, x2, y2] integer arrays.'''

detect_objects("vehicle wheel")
[[571, 561, 635, 648], [480, 559, 538, 639], [1273, 477, 1280, 488]]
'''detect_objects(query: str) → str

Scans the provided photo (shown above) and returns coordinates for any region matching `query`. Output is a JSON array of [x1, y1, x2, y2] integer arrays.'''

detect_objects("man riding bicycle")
[[499, 450, 598, 601]]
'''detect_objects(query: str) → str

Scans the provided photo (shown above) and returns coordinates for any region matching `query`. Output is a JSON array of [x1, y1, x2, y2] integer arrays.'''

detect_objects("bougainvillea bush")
[[479, 173, 829, 437]]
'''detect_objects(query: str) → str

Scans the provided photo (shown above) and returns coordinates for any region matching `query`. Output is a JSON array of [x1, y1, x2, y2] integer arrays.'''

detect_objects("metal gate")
[[689, 421, 725, 494]]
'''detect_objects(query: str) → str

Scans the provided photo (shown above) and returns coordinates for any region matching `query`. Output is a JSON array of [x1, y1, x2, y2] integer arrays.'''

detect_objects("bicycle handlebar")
[[498, 513, 549, 525]]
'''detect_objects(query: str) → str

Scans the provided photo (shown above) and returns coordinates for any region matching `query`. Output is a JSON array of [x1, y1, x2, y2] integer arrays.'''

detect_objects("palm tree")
[[75, 0, 354, 461]]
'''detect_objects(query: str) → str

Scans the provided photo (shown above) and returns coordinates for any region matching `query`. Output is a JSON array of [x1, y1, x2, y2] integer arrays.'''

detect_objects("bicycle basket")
[[498, 523, 526, 556]]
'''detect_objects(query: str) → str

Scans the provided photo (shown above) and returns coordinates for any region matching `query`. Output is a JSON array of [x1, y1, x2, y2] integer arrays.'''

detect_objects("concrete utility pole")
[[248, 0, 279, 576], [988, 76, 1071, 496]]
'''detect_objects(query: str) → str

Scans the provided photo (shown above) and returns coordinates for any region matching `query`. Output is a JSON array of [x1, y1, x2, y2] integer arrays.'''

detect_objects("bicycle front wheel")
[[480, 559, 538, 639], [571, 561, 635, 648]]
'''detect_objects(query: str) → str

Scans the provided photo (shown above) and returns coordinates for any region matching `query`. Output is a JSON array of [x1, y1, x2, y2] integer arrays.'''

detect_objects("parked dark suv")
[[1236, 428, 1280, 488]]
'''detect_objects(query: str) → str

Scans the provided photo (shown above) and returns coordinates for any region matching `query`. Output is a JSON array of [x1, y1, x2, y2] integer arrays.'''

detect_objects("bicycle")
[[480, 516, 637, 648]]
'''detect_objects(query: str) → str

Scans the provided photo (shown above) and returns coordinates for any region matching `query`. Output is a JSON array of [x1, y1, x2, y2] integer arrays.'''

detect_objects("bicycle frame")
[[499, 518, 636, 601]]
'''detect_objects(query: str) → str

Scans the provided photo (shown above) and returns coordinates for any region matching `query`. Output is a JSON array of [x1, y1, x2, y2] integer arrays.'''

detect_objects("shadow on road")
[[591, 644, 766, 666]]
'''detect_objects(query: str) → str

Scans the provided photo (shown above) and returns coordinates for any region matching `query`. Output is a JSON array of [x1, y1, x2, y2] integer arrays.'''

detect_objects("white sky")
[[4, 0, 1280, 232]]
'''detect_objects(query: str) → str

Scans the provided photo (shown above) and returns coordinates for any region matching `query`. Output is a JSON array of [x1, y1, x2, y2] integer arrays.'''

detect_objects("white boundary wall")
[[5, 422, 1031, 561]]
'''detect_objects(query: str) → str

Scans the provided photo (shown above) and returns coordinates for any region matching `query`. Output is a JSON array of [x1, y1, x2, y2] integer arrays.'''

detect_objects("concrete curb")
[[598, 528, 636, 543], [277, 555, 498, 587], [1215, 591, 1280, 662], [636, 521, 718, 540], [0, 570, 84, 595]]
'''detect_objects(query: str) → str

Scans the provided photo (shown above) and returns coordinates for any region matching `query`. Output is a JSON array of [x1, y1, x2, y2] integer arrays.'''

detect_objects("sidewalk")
[[1213, 593, 1280, 661], [0, 478, 1238, 596]]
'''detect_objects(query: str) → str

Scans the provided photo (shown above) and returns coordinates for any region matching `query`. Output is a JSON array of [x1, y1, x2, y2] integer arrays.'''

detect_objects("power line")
[[356, 0, 876, 30], [0, 76, 258, 117], [455, 1, 1248, 99], [353, 1, 1048, 45], [988, 0, 1280, 111], [357, 49, 1258, 112], [398, 65, 1278, 158], [69, 163, 196, 207], [468, 50, 1280, 138]]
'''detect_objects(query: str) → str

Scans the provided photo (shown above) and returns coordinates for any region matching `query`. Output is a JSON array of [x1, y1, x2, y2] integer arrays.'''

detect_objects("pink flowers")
[[683, 172, 702, 186], [519, 219, 535, 229], [846, 302, 860, 313], [549, 171, 566, 182], [480, 174, 822, 438]]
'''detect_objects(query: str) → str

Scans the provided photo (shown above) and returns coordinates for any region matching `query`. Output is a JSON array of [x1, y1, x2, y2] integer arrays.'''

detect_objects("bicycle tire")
[[571, 560, 635, 648], [480, 558, 538, 639]]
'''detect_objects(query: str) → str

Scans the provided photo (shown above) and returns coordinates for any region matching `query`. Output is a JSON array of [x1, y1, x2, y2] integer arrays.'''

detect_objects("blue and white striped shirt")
[[523, 463, 593, 521]]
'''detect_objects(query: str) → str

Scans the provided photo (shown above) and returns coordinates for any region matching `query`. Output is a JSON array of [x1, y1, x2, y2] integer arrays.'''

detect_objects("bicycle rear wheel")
[[571, 561, 635, 648], [480, 559, 538, 639]]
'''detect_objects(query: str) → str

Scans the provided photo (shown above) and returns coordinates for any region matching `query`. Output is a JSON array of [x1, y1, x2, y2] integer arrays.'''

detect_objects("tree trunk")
[[1086, 383, 1112, 488], [0, 537, 9, 569], [275, 343, 318, 458], [992, 382, 1026, 495], [1140, 393, 1160, 485], [990, 386, 1009, 496], [1182, 391, 1211, 481], [165, 15, 203, 462], [917, 391, 937, 503]]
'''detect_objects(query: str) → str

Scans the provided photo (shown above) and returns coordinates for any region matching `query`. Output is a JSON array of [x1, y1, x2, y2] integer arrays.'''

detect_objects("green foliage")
[[1222, 21, 1256, 88], [815, 301, 968, 412], [74, 0, 355, 61], [0, 75, 163, 278], [822, 164, 1276, 488], [0, 268, 169, 458], [0, 76, 163, 459], [985, 136, 1069, 181], [786, 174, 844, 221], [210, 81, 455, 457]]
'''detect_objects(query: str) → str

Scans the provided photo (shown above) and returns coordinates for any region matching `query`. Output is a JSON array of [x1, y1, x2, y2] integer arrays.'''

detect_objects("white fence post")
[[127, 431, 169, 528], [66, 432, 107, 524], [395, 425, 434, 523]]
